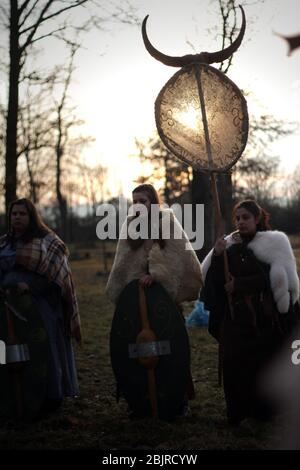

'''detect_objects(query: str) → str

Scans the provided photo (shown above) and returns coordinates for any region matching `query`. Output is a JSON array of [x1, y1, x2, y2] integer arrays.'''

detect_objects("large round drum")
[[110, 280, 191, 420], [0, 290, 50, 421], [155, 63, 248, 172]]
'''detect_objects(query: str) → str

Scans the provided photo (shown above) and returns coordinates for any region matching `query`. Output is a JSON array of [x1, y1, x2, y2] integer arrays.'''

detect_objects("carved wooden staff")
[[137, 284, 158, 418]]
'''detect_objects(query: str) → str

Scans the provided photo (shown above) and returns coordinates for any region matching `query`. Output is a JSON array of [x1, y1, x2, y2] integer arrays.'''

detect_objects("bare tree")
[[233, 114, 297, 202], [4, 1, 85, 212], [217, 0, 239, 73], [13, 45, 97, 239], [76, 161, 109, 215], [2, 0, 138, 214], [286, 164, 300, 202], [52, 43, 78, 240], [134, 134, 192, 205], [16, 47, 97, 228], [17, 70, 57, 202]]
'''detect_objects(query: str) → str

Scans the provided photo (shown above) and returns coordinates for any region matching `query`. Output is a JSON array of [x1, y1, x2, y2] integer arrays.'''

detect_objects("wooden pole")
[[137, 284, 158, 418], [195, 63, 234, 319]]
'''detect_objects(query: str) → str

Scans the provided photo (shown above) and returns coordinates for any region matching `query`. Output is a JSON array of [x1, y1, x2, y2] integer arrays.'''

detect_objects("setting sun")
[[175, 105, 201, 131]]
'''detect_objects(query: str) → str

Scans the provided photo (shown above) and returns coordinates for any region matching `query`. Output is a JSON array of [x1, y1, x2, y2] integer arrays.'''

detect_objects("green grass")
[[0, 238, 299, 450]]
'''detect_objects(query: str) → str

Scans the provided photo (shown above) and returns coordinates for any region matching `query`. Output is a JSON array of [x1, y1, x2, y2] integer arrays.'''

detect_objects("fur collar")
[[202, 230, 299, 314], [106, 208, 202, 304]]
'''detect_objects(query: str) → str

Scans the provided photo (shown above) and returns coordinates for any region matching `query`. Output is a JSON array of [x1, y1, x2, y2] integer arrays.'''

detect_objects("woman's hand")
[[17, 282, 30, 294], [139, 274, 154, 288], [213, 236, 227, 256], [224, 274, 235, 294]]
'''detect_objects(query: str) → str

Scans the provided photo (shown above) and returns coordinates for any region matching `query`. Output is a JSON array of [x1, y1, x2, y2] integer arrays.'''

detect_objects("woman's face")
[[132, 191, 152, 213], [10, 204, 30, 235], [234, 207, 258, 236]]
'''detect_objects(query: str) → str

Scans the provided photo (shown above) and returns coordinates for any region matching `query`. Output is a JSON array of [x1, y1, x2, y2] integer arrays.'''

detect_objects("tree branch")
[[19, 0, 88, 40], [17, 142, 52, 158], [26, 26, 67, 46], [19, 0, 40, 29], [19, 0, 54, 52], [218, 0, 237, 73], [18, 0, 33, 18]]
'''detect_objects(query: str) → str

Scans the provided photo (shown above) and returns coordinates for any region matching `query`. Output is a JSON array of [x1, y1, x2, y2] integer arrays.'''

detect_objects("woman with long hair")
[[107, 184, 202, 301], [0, 198, 80, 420], [106, 184, 202, 419], [201, 199, 300, 425]]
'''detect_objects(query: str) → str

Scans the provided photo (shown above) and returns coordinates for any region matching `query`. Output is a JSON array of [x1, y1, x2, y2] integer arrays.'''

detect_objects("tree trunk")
[[218, 173, 233, 234], [5, 0, 20, 214], [56, 146, 68, 240], [191, 170, 214, 261], [24, 150, 38, 203], [191, 170, 234, 261]]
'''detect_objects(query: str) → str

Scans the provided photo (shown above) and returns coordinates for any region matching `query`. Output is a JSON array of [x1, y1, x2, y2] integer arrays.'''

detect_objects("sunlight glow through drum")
[[155, 63, 248, 172]]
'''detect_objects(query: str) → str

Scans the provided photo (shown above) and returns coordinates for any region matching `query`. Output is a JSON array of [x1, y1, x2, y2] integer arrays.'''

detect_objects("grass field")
[[0, 239, 299, 450]]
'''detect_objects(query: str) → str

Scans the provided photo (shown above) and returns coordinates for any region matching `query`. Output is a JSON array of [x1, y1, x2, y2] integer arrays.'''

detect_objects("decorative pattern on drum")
[[155, 63, 248, 172]]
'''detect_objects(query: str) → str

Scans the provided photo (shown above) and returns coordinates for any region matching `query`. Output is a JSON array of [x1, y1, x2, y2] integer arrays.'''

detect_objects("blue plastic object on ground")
[[185, 300, 209, 327]]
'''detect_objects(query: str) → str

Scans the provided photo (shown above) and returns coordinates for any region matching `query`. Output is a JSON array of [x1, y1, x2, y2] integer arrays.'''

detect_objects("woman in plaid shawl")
[[0, 198, 80, 417]]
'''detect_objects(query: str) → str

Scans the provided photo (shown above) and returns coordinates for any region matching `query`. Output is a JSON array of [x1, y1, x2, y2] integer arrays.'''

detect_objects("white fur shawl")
[[202, 231, 299, 314], [106, 209, 202, 304]]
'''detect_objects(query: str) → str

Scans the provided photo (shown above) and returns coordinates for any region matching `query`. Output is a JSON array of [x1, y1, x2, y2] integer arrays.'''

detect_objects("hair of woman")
[[8, 198, 52, 242], [128, 184, 165, 250], [132, 184, 160, 205], [233, 199, 271, 232]]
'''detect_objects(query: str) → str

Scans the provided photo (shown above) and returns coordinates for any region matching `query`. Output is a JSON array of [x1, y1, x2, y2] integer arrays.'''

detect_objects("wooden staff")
[[210, 174, 234, 320], [195, 63, 234, 320], [136, 284, 159, 418]]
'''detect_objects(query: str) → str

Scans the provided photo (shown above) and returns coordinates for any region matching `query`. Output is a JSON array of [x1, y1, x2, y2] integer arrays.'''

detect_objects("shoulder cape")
[[0, 232, 80, 341], [202, 230, 299, 314], [106, 208, 203, 304]]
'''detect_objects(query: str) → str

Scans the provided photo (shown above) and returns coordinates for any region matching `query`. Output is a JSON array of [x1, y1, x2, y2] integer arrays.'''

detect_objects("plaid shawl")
[[0, 232, 81, 342]]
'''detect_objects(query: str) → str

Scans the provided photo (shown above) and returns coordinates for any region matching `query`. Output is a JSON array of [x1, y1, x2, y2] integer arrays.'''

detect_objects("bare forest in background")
[[0, 1, 299, 254]]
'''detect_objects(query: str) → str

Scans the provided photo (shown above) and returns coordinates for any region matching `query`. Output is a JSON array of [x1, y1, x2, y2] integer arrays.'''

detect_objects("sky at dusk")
[[2, 0, 300, 199], [73, 0, 300, 197]]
